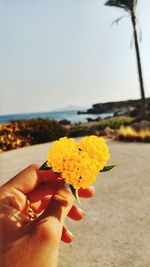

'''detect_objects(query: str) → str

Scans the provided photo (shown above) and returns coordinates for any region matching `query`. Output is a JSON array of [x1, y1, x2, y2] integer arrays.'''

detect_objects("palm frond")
[[105, 0, 138, 12], [111, 15, 125, 25]]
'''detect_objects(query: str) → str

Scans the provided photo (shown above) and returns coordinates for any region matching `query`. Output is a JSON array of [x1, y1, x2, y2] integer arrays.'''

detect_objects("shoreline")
[[0, 110, 113, 124]]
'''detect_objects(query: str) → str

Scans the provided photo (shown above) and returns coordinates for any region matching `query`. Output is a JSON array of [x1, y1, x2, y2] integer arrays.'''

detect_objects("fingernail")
[[78, 207, 85, 216], [53, 194, 68, 206], [89, 185, 95, 191], [67, 229, 74, 238]]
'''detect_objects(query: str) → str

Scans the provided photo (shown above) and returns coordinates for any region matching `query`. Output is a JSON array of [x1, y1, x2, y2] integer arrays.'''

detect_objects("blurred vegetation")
[[117, 125, 150, 142], [0, 116, 135, 153], [89, 116, 134, 131], [0, 118, 67, 152], [69, 116, 134, 137]]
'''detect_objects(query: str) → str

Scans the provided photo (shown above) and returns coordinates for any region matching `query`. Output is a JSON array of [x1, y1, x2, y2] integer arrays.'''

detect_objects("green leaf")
[[101, 165, 116, 172], [39, 161, 52, 170], [69, 185, 81, 205]]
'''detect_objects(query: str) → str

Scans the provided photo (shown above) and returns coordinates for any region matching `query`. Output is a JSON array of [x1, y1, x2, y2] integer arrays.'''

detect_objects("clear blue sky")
[[0, 0, 150, 114]]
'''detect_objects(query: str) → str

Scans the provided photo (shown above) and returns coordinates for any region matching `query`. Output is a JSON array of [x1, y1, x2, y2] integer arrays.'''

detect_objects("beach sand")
[[0, 139, 150, 267]]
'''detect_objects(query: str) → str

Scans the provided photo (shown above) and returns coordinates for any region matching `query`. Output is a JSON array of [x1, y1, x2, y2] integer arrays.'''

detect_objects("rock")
[[77, 97, 150, 116], [59, 119, 71, 125]]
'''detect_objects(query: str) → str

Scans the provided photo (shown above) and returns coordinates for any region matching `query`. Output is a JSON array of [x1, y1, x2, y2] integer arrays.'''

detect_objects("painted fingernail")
[[67, 229, 74, 238], [78, 207, 85, 216], [53, 194, 68, 206]]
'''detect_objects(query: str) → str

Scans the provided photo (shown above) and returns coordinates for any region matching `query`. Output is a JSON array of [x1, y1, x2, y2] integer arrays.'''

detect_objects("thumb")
[[33, 187, 74, 245]]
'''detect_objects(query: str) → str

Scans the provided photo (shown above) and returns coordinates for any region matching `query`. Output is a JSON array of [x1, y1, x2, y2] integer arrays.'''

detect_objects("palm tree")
[[105, 0, 146, 117]]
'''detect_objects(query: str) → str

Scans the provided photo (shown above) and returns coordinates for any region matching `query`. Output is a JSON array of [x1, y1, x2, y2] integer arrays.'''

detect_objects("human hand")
[[0, 164, 95, 267]]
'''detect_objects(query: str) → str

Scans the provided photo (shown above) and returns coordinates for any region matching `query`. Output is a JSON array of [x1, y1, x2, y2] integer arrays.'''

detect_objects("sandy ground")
[[0, 139, 150, 267]]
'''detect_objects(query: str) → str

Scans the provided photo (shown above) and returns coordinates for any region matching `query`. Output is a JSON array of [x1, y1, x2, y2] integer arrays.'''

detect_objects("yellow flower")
[[47, 136, 110, 189], [61, 150, 100, 189], [78, 135, 110, 170], [47, 137, 77, 173]]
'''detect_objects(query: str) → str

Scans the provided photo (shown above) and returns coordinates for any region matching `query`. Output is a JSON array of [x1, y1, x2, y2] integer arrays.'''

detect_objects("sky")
[[0, 0, 150, 115]]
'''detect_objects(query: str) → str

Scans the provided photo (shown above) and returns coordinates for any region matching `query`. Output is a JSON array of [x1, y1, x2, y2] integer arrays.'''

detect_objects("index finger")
[[1, 164, 60, 194]]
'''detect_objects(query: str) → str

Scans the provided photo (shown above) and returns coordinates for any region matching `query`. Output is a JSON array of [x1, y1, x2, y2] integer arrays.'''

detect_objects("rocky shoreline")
[[77, 97, 150, 116]]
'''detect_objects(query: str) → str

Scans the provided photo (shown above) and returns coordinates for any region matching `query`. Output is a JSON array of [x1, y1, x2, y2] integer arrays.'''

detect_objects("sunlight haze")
[[0, 0, 150, 114]]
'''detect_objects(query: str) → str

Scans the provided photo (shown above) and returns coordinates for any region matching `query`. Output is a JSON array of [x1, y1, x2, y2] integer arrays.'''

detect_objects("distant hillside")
[[78, 98, 150, 115]]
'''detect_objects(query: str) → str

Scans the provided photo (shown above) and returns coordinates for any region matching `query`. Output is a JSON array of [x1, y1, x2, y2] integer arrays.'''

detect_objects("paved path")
[[0, 139, 150, 267]]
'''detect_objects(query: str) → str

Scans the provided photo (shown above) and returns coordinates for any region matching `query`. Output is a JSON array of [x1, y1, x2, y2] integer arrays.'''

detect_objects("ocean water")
[[0, 110, 113, 124]]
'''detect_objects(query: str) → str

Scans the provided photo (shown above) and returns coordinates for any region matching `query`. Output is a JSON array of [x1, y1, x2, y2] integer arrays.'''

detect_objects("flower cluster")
[[0, 123, 31, 153], [47, 136, 110, 189]]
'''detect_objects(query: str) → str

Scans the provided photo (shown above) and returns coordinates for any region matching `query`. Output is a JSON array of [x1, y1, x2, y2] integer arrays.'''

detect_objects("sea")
[[0, 110, 113, 124]]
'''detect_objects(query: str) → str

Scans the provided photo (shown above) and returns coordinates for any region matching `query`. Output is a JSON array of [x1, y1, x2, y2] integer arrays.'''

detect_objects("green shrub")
[[90, 116, 134, 131]]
